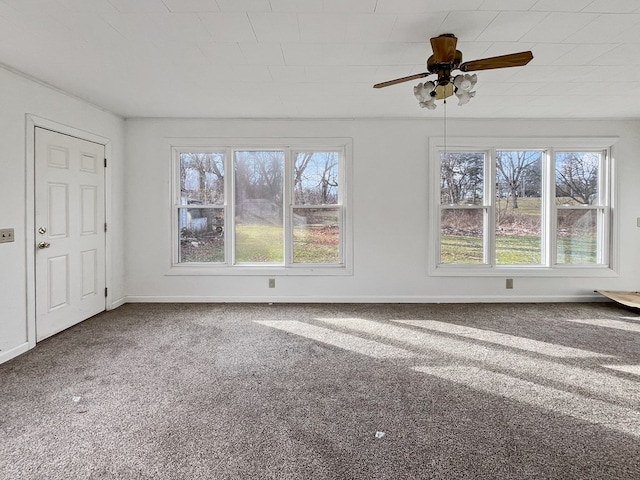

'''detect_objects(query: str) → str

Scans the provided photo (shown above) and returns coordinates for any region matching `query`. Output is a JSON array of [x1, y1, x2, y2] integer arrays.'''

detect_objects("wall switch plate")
[[0, 228, 15, 243], [268, 278, 275, 288], [506, 278, 513, 289], [637, 217, 640, 227]]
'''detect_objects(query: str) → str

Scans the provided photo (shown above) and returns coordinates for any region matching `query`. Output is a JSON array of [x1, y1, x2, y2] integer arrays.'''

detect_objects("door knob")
[[37, 241, 51, 249]]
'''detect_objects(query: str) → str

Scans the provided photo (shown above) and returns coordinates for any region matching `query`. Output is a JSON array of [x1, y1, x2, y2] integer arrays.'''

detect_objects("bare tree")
[[180, 152, 224, 204], [294, 152, 313, 204], [254, 151, 283, 203], [555, 152, 599, 205], [496, 151, 541, 209], [234, 151, 284, 223], [294, 152, 338, 205], [179, 153, 225, 236], [440, 152, 483, 205]]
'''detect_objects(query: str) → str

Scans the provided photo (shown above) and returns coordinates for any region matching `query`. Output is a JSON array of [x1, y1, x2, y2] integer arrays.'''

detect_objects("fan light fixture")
[[414, 73, 477, 109], [373, 33, 533, 111]]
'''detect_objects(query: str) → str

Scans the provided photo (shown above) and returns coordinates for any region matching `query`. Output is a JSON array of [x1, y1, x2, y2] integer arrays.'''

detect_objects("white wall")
[[124, 118, 640, 303], [3, 69, 637, 366], [0, 65, 125, 363]]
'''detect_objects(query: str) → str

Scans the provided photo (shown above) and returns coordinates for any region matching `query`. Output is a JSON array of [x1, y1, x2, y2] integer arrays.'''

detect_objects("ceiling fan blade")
[[373, 72, 430, 89], [430, 34, 458, 63], [459, 51, 533, 72]]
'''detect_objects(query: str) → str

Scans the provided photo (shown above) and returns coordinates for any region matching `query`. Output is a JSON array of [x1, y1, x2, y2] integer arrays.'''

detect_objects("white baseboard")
[[124, 294, 607, 304], [0, 342, 31, 364], [108, 296, 127, 310]]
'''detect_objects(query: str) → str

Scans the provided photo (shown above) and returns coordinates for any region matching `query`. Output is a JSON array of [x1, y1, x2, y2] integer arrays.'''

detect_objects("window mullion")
[[486, 148, 496, 266], [338, 147, 346, 266], [598, 149, 608, 265], [284, 147, 293, 266], [604, 148, 612, 266], [547, 148, 556, 266], [597, 206, 605, 265], [227, 148, 236, 266], [172, 148, 180, 265], [599, 148, 607, 206]]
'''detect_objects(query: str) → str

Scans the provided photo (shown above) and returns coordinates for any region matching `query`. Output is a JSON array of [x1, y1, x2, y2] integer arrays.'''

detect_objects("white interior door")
[[35, 127, 106, 341]]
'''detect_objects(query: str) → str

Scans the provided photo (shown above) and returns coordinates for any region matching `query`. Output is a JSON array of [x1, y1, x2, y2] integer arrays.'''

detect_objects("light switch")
[[0, 228, 15, 243]]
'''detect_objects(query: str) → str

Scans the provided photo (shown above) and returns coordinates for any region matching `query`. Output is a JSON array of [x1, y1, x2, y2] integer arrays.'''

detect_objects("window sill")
[[430, 265, 618, 278], [166, 264, 352, 276]]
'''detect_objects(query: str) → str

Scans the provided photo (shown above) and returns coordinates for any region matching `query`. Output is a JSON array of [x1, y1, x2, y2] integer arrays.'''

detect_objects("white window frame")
[[168, 138, 353, 276], [429, 137, 618, 277]]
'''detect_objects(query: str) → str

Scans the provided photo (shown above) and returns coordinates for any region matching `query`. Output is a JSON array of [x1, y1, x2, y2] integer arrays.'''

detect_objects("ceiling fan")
[[373, 33, 533, 108]]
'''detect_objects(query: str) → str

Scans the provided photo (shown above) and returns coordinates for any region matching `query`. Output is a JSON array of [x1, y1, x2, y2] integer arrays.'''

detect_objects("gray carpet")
[[1, 302, 640, 479]]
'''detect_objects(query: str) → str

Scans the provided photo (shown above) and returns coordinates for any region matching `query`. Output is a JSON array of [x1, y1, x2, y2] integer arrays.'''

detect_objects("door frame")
[[25, 115, 113, 348]]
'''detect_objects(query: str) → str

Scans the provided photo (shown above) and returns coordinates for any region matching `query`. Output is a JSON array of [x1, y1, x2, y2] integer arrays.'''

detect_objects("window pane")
[[440, 152, 484, 206], [234, 151, 284, 263], [294, 152, 339, 205], [293, 208, 340, 264], [555, 152, 600, 206], [440, 209, 484, 264], [496, 151, 543, 264], [179, 152, 225, 205], [557, 209, 598, 264], [178, 208, 224, 262]]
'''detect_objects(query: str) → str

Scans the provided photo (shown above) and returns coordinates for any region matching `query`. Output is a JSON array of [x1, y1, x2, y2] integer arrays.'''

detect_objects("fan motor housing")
[[427, 50, 463, 84]]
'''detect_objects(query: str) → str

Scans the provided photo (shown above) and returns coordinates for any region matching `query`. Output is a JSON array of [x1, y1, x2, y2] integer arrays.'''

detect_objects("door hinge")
[[105, 287, 108, 297], [104, 222, 107, 233], [104, 158, 107, 168]]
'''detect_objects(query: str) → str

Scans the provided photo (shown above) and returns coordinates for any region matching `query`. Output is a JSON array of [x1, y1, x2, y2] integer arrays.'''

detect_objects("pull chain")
[[443, 96, 447, 156]]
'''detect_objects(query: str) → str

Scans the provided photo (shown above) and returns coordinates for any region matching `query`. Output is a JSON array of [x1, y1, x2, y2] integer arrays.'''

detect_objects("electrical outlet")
[[0, 228, 15, 243], [506, 278, 513, 289], [268, 278, 275, 288]]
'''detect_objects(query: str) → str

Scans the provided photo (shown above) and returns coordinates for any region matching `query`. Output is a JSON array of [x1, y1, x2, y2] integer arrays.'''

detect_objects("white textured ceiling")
[[1, 0, 639, 119]]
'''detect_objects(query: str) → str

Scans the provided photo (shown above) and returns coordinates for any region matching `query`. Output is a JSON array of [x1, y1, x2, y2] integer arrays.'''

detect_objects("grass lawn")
[[441, 233, 597, 265], [180, 223, 339, 263], [441, 234, 541, 264], [440, 235, 484, 264], [235, 223, 284, 263], [496, 196, 542, 216], [557, 237, 597, 264], [181, 214, 596, 265], [495, 234, 541, 264]]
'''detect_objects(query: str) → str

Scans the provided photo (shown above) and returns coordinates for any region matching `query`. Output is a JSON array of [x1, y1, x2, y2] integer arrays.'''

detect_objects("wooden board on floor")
[[597, 290, 640, 309]]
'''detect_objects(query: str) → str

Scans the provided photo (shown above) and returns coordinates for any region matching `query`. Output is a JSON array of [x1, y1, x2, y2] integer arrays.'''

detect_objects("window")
[[439, 151, 485, 264], [496, 150, 543, 265], [431, 138, 615, 275], [172, 140, 350, 274], [292, 151, 341, 264], [555, 151, 605, 265], [233, 150, 285, 264], [178, 152, 225, 263]]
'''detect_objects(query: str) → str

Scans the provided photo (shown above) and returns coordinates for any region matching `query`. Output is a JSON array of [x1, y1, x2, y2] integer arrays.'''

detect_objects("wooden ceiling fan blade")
[[430, 34, 458, 63], [373, 72, 430, 88], [459, 51, 533, 72]]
